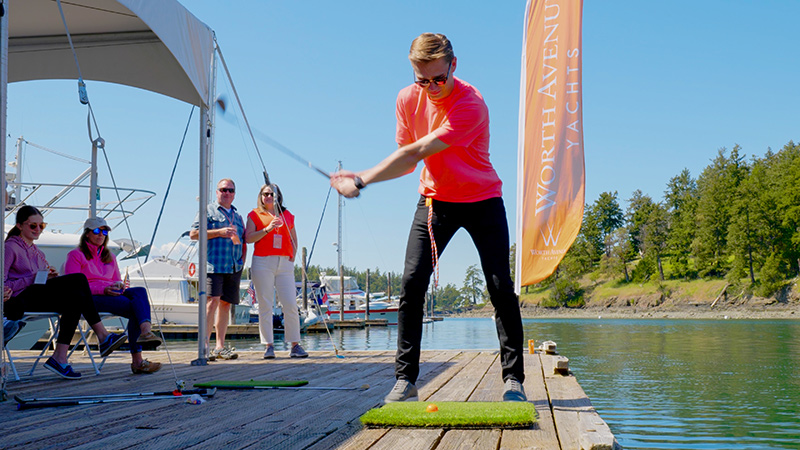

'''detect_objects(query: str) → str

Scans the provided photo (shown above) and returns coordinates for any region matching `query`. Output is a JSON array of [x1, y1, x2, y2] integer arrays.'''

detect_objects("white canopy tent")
[[0, 0, 219, 377]]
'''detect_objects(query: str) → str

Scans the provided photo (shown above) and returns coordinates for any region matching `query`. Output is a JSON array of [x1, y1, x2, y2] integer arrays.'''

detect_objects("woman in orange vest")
[[245, 184, 307, 359]]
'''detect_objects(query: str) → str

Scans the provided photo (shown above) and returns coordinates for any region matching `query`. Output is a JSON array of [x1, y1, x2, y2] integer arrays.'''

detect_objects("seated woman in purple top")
[[3, 206, 126, 379], [64, 217, 162, 374]]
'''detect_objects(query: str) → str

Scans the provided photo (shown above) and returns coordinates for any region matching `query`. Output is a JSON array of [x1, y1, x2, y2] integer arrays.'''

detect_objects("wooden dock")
[[1, 349, 619, 449]]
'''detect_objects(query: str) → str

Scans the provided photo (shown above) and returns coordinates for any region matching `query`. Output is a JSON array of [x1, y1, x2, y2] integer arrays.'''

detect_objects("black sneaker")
[[44, 357, 81, 380], [384, 379, 419, 403], [502, 378, 527, 402], [99, 332, 127, 358]]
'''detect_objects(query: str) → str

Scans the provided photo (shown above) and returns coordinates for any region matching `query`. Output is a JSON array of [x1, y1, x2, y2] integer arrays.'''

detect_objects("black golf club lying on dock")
[[15, 388, 216, 410]]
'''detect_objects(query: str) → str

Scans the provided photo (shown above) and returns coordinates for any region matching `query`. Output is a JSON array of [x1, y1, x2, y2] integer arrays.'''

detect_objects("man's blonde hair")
[[409, 33, 454, 64]]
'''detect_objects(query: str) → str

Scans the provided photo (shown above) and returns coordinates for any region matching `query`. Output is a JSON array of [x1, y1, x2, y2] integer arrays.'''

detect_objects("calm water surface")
[[182, 318, 800, 449]]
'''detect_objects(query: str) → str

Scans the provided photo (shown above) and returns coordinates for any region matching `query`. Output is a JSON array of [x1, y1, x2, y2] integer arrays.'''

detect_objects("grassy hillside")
[[519, 275, 798, 309]]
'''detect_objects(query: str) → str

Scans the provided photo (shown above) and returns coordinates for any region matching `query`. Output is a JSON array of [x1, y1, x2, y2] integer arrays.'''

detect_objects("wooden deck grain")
[[0, 349, 619, 449]]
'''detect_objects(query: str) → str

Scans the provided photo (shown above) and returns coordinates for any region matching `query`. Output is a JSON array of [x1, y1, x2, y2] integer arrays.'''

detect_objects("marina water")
[[183, 317, 800, 449]]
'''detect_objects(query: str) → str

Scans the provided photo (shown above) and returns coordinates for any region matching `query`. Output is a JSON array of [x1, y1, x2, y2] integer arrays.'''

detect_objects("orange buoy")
[[426, 403, 438, 412]]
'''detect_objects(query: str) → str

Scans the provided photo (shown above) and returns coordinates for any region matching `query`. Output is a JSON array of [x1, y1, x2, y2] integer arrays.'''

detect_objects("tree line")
[[542, 140, 800, 305]]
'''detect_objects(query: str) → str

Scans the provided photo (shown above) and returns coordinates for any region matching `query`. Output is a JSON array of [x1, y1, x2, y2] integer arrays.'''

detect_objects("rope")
[[144, 107, 195, 263], [21, 139, 92, 164], [426, 197, 439, 288]]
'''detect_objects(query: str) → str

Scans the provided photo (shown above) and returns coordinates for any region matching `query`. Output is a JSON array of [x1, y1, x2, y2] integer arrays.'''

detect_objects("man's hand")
[[331, 171, 360, 198], [3, 286, 12, 302]]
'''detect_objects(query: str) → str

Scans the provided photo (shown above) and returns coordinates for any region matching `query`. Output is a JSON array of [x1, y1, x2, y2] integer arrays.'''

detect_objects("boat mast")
[[336, 160, 342, 276]]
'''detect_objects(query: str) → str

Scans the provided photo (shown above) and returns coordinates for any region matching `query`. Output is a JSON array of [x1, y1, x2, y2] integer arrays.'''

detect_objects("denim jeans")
[[395, 196, 525, 384], [93, 287, 151, 353]]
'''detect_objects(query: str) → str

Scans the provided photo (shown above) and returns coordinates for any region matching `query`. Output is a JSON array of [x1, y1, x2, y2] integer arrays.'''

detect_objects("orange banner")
[[516, 0, 585, 289]]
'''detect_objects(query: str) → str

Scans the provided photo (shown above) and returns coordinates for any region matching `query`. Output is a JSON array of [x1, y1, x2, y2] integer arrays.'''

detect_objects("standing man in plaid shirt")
[[191, 178, 246, 360]]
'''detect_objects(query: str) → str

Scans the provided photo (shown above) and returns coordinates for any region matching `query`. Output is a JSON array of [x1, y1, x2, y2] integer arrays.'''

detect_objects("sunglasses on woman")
[[262, 192, 274, 197], [91, 228, 109, 236], [27, 222, 47, 231]]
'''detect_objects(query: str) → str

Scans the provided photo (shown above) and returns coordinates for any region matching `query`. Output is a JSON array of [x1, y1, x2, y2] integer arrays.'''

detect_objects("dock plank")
[[542, 353, 618, 450], [499, 352, 561, 450], [369, 428, 444, 450], [437, 429, 501, 450]]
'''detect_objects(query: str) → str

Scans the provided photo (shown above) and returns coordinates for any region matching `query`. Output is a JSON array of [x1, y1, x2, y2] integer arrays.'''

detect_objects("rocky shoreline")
[[453, 301, 800, 320]]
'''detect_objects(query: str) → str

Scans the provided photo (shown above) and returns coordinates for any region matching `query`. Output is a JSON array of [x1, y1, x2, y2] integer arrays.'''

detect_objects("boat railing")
[[5, 181, 156, 232]]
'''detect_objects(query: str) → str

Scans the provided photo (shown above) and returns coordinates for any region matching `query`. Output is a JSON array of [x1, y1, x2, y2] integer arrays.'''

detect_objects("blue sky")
[[5, 1, 799, 288]]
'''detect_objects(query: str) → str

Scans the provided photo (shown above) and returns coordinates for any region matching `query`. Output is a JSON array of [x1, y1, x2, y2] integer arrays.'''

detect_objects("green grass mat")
[[194, 380, 308, 388], [360, 402, 537, 428]]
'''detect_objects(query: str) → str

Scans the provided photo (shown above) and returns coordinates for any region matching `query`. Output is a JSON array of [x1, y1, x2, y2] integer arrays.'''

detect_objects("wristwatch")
[[353, 176, 366, 190]]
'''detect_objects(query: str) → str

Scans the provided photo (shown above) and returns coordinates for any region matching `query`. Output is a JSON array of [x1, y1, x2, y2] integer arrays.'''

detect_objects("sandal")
[[131, 359, 162, 374]]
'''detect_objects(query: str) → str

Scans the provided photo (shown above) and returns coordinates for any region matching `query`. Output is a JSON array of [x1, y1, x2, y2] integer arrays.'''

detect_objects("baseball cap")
[[83, 217, 110, 231]]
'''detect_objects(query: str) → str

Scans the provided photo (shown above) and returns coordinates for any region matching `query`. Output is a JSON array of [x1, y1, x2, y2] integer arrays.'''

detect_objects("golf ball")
[[426, 403, 438, 412]]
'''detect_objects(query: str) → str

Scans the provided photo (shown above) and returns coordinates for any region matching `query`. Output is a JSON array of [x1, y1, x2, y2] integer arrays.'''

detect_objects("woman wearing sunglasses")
[[245, 184, 307, 359], [3, 206, 127, 379], [64, 217, 162, 374]]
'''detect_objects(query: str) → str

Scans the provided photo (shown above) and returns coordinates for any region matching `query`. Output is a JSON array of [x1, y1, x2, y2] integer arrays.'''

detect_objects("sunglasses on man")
[[218, 188, 235, 193], [414, 61, 452, 88]]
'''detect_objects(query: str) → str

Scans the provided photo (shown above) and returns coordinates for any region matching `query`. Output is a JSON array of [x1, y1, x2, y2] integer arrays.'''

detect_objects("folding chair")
[[72, 312, 128, 373], [3, 312, 65, 380]]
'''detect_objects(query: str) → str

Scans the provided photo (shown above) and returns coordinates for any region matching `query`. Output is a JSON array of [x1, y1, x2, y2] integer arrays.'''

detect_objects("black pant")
[[4, 273, 101, 345], [395, 196, 525, 384]]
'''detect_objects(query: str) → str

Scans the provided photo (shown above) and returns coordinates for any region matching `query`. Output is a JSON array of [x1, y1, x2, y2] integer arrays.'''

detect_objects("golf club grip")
[[18, 400, 81, 410]]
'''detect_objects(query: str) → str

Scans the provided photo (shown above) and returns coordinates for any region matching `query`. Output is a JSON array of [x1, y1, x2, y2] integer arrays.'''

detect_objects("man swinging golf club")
[[331, 32, 526, 403]]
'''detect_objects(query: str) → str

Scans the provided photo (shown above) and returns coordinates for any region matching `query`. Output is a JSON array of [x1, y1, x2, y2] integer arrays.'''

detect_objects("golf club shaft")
[[215, 107, 331, 179], [210, 385, 365, 391]]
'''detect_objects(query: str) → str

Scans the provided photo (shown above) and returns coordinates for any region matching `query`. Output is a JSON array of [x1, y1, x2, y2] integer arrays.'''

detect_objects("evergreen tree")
[[461, 264, 485, 305], [640, 202, 670, 281], [626, 190, 656, 257], [693, 146, 746, 277], [664, 168, 698, 278]]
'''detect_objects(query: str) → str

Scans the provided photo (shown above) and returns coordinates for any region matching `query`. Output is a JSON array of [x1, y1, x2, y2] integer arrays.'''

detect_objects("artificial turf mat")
[[194, 380, 308, 388], [360, 402, 538, 428]]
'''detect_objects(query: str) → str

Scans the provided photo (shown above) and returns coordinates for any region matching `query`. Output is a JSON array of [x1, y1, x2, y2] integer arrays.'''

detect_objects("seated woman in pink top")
[[4, 206, 126, 380], [64, 217, 162, 374]]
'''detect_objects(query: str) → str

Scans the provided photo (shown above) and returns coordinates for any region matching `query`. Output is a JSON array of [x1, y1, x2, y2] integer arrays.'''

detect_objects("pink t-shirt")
[[395, 77, 502, 203]]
